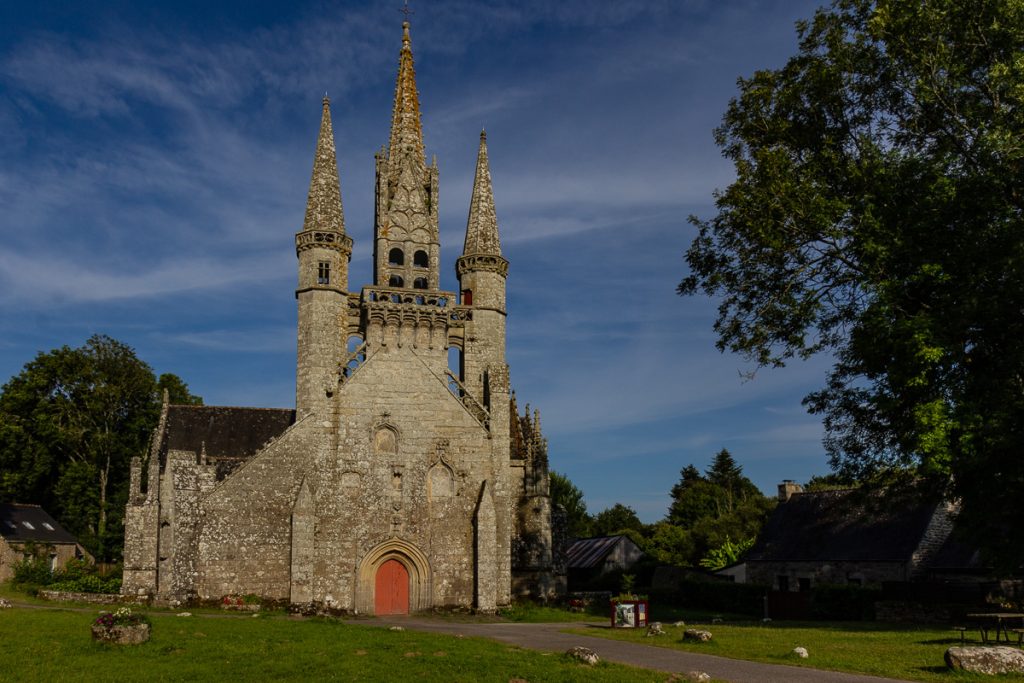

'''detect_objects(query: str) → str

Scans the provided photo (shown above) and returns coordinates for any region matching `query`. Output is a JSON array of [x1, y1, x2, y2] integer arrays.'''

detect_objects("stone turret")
[[457, 131, 509, 411], [374, 21, 440, 291], [295, 97, 353, 417]]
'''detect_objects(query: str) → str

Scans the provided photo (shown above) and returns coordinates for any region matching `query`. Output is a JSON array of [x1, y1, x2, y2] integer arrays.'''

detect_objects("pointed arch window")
[[389, 275, 405, 288], [388, 248, 405, 266], [413, 277, 428, 290], [413, 250, 429, 268]]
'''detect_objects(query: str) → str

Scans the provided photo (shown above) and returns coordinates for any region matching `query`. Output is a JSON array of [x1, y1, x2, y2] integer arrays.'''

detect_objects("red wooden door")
[[375, 559, 409, 615]]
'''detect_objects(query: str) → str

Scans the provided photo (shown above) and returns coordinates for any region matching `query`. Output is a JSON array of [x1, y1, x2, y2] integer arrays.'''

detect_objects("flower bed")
[[91, 607, 151, 645], [221, 595, 261, 612]]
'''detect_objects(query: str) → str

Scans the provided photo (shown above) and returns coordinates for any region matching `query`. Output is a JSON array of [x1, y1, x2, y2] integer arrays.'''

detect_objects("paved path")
[[372, 617, 915, 683]]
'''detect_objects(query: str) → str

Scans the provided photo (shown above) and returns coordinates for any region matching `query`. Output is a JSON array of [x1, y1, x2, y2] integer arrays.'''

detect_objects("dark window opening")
[[317, 261, 330, 285], [462, 289, 473, 306], [798, 577, 811, 592], [388, 248, 404, 266], [777, 575, 789, 592], [413, 250, 429, 268], [388, 275, 405, 288], [413, 277, 428, 289]]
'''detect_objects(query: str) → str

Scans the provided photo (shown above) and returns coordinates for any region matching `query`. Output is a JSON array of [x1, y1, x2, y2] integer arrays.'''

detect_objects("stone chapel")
[[121, 21, 561, 613]]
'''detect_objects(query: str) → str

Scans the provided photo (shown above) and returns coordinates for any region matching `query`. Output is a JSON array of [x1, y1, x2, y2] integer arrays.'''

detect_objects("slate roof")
[[0, 503, 79, 545], [748, 489, 939, 563], [159, 405, 296, 465], [566, 535, 638, 569]]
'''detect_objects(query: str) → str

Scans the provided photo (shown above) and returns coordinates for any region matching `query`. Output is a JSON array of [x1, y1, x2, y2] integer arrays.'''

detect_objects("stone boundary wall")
[[38, 590, 147, 605]]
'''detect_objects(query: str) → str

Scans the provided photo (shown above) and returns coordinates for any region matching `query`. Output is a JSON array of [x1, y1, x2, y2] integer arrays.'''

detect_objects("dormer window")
[[413, 277, 428, 290], [388, 248, 405, 266], [317, 261, 331, 285], [413, 250, 428, 268], [389, 275, 405, 288]]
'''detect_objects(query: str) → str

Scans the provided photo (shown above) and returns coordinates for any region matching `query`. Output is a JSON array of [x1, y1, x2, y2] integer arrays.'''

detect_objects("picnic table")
[[965, 612, 1024, 644]]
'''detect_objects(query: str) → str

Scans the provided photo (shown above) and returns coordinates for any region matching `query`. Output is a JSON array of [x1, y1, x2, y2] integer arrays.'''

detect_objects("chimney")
[[778, 480, 803, 502]]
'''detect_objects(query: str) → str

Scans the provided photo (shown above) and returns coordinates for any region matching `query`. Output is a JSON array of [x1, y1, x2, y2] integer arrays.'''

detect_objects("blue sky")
[[0, 0, 834, 522]]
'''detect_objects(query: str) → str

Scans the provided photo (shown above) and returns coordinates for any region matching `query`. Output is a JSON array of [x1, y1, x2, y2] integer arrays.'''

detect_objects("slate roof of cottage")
[[566, 535, 639, 569], [747, 489, 938, 563], [0, 503, 79, 545], [160, 405, 296, 463]]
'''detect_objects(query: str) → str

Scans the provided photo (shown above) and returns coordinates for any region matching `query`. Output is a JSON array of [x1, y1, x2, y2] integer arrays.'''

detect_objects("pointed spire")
[[462, 130, 501, 256], [302, 97, 346, 234], [388, 21, 425, 171]]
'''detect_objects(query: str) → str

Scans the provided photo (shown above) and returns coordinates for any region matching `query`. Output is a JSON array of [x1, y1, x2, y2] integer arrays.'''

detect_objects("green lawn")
[[0, 607, 668, 683], [568, 620, 1024, 682]]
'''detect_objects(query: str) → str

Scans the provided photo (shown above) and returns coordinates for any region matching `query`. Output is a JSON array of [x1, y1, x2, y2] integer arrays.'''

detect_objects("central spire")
[[373, 20, 440, 291], [387, 20, 425, 173]]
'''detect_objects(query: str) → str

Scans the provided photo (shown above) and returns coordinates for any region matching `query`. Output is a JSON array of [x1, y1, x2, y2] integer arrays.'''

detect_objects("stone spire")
[[462, 131, 501, 256], [387, 21, 426, 173], [303, 97, 345, 234], [374, 20, 439, 289]]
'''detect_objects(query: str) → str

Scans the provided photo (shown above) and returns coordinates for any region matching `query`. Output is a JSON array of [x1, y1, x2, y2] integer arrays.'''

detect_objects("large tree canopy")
[[680, 0, 1023, 568], [0, 335, 201, 562]]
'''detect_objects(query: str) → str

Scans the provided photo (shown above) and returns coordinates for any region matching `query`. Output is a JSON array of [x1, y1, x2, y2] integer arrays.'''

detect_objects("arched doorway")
[[356, 539, 431, 614], [375, 558, 410, 615]]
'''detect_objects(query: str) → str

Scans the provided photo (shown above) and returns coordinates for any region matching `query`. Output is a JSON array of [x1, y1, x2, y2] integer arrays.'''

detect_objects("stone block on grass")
[[945, 646, 1024, 675]]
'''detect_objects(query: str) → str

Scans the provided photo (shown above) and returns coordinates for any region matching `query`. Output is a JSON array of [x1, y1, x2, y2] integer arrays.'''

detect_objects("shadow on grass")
[[913, 665, 951, 674]]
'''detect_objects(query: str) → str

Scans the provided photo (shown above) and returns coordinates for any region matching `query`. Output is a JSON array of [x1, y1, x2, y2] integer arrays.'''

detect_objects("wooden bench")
[[952, 626, 968, 644], [1011, 628, 1024, 646]]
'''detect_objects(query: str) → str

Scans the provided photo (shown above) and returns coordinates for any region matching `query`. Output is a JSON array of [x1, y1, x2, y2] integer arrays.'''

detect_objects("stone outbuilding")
[[121, 21, 561, 613], [0, 503, 92, 581]]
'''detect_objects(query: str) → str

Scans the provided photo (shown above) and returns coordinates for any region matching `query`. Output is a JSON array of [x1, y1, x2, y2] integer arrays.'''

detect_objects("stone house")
[[744, 482, 958, 590], [121, 21, 560, 613], [0, 503, 92, 581]]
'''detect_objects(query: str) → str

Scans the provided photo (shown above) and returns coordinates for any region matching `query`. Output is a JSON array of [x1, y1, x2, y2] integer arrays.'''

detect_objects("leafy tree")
[[705, 448, 761, 513], [549, 470, 592, 538], [699, 535, 755, 571], [591, 503, 644, 537], [804, 473, 855, 492], [667, 473, 721, 528], [157, 373, 203, 406], [0, 335, 200, 561], [643, 521, 695, 567], [679, 0, 1024, 568]]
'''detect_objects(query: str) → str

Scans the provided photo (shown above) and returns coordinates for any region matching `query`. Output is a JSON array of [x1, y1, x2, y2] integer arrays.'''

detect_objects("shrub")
[[49, 575, 123, 594], [12, 556, 54, 588]]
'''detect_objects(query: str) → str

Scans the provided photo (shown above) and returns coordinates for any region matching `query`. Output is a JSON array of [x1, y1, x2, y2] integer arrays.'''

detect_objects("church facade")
[[121, 22, 561, 613]]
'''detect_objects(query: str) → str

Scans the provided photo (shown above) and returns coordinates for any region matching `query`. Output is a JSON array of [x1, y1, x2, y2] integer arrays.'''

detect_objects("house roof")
[[161, 405, 296, 463], [747, 489, 939, 563], [566, 535, 639, 569], [0, 503, 79, 545]]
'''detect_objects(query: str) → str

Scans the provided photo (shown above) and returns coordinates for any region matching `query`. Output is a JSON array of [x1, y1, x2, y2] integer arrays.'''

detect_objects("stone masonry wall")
[[325, 341, 510, 611], [197, 417, 317, 600]]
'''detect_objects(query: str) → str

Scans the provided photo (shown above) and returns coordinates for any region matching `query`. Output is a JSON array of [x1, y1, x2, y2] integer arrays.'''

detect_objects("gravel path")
[[372, 617, 916, 683]]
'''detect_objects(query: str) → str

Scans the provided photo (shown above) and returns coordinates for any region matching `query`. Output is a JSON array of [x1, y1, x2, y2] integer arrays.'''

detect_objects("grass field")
[[0, 607, 669, 683], [569, 620, 1024, 682]]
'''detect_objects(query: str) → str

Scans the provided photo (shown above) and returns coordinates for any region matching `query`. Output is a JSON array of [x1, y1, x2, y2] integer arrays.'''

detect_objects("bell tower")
[[295, 97, 352, 417], [374, 21, 440, 292]]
